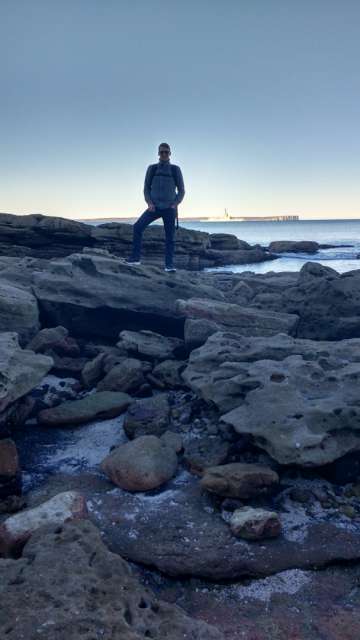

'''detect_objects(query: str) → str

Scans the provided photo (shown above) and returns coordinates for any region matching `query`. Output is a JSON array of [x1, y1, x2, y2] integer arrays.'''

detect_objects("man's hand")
[[147, 203, 155, 212], [170, 203, 177, 209]]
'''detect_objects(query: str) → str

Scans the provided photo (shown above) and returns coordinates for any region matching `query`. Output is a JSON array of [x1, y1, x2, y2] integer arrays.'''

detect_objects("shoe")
[[124, 259, 141, 266], [164, 266, 176, 273]]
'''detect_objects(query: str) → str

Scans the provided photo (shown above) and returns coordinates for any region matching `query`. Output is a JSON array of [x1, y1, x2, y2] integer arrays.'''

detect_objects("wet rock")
[[200, 463, 279, 498], [100, 435, 178, 492], [184, 436, 230, 475], [177, 298, 298, 337], [0, 491, 88, 555], [123, 394, 171, 439], [0, 520, 223, 639], [117, 329, 184, 360], [37, 391, 131, 426], [230, 507, 282, 540], [97, 357, 148, 394]]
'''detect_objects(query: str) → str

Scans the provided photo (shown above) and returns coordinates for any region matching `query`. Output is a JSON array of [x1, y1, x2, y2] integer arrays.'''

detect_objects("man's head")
[[158, 143, 171, 162]]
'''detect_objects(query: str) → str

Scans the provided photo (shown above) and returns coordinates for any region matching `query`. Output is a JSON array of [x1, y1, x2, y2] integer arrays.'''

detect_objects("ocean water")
[[86, 218, 360, 274]]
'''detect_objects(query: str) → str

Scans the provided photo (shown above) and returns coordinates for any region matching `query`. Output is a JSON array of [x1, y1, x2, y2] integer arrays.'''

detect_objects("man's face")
[[158, 147, 171, 161]]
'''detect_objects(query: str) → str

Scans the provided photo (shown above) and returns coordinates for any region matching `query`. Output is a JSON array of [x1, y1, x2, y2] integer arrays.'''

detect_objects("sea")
[[85, 218, 360, 274]]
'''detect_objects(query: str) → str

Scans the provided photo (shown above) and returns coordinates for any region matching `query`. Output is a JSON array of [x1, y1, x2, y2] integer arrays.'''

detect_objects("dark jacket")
[[144, 160, 185, 210]]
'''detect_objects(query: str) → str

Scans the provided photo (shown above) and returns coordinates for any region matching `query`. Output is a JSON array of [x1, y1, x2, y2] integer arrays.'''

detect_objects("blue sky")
[[1, 0, 360, 219]]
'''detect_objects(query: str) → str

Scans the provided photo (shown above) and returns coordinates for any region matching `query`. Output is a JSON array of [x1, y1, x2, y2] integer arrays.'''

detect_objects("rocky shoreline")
[[1, 213, 360, 638]]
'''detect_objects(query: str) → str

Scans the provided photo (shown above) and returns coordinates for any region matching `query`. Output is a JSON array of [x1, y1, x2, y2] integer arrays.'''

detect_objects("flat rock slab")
[[38, 391, 131, 426], [153, 564, 360, 640], [87, 475, 360, 580], [177, 298, 298, 337]]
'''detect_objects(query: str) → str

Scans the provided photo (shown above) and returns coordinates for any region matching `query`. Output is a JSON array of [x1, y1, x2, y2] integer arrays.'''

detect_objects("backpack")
[[149, 163, 180, 229]]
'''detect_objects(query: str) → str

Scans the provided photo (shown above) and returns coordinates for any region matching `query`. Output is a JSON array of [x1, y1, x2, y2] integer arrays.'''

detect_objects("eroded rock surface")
[[0, 520, 223, 639]]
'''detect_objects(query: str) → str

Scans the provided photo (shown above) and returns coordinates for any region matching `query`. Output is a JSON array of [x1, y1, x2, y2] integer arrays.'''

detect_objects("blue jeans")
[[130, 207, 176, 267]]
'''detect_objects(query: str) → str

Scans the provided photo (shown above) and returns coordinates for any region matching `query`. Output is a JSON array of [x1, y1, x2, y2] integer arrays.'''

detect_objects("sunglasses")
[[159, 149, 170, 154]]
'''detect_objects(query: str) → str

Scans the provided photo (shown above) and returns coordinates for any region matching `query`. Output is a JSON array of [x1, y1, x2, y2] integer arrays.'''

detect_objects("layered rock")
[[177, 298, 298, 337], [32, 249, 223, 339], [0, 211, 273, 269], [183, 331, 360, 466]]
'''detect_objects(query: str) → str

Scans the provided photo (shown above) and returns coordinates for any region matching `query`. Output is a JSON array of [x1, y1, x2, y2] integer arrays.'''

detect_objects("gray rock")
[[177, 298, 298, 337], [100, 435, 178, 491], [0, 332, 53, 414], [81, 352, 107, 387], [0, 281, 39, 343], [123, 394, 171, 439], [184, 317, 220, 350], [117, 329, 184, 360], [97, 357, 147, 394], [0, 491, 88, 555], [0, 520, 223, 639], [184, 331, 360, 466], [150, 359, 187, 389], [93, 476, 360, 580], [184, 436, 230, 475], [37, 391, 131, 426], [200, 463, 279, 498], [230, 507, 282, 539], [32, 249, 224, 340], [26, 325, 68, 353], [269, 241, 319, 254]]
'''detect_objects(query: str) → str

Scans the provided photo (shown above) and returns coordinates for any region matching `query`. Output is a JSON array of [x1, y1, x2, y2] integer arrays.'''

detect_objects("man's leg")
[[129, 209, 160, 262], [162, 208, 177, 269]]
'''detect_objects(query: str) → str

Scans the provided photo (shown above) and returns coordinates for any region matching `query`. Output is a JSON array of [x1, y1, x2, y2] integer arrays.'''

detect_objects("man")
[[126, 143, 185, 272]]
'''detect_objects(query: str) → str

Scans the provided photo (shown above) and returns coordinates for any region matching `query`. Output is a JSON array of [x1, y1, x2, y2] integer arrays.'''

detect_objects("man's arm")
[[173, 166, 185, 205], [143, 165, 153, 205]]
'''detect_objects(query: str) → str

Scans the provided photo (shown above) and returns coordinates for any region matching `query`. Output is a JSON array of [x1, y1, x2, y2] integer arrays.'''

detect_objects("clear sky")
[[1, 0, 360, 220]]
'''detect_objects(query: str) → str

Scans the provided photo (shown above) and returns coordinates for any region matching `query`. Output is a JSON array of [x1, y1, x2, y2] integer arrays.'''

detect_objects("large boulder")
[[37, 391, 131, 427], [97, 358, 148, 394], [183, 331, 360, 466], [0, 281, 39, 343], [32, 249, 224, 339], [177, 298, 298, 337], [0, 520, 223, 639], [0, 333, 53, 415], [100, 435, 178, 491]]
